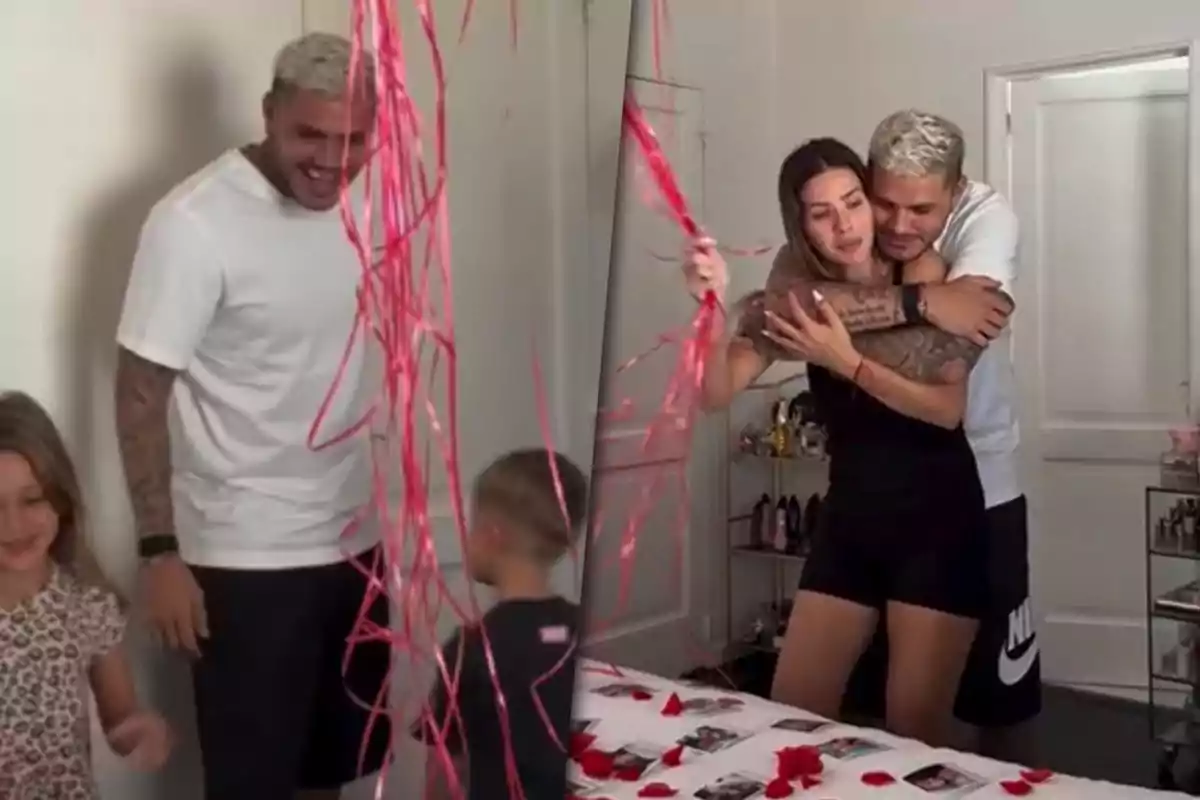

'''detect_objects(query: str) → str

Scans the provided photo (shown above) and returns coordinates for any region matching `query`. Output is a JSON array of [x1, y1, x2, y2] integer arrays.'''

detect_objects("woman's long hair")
[[776, 137, 870, 281], [0, 391, 116, 597]]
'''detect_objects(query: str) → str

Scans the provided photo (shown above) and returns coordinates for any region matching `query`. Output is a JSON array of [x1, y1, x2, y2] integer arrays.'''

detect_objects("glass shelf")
[[1151, 675, 1197, 746], [730, 544, 806, 563], [730, 450, 825, 465]]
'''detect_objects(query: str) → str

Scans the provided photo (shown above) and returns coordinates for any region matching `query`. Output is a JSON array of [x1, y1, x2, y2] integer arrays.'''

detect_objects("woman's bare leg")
[[884, 601, 978, 746], [771, 590, 879, 718]]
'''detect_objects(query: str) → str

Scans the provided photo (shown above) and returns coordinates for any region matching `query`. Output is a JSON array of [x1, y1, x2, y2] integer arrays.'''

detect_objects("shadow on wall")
[[64, 44, 240, 800]]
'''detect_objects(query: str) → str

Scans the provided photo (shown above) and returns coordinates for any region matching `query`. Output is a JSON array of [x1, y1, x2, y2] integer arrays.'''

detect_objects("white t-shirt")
[[117, 150, 376, 569], [935, 180, 1021, 509]]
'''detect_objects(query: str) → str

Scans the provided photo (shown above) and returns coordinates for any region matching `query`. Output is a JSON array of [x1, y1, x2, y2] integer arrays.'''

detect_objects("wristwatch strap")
[[900, 284, 924, 325], [138, 534, 179, 560]]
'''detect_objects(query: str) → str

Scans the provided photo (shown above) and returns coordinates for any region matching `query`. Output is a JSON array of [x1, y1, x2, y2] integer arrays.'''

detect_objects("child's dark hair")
[[473, 448, 588, 563], [0, 391, 114, 594]]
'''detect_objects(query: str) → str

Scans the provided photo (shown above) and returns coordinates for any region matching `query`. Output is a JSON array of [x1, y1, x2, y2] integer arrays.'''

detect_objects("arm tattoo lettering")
[[765, 247, 905, 333], [114, 348, 178, 539]]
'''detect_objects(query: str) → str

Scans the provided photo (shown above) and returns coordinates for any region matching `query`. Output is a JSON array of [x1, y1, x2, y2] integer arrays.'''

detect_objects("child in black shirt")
[[413, 448, 588, 800]]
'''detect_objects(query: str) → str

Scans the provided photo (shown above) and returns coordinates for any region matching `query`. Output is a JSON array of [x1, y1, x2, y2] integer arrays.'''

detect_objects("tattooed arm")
[[749, 289, 985, 385], [766, 246, 907, 332], [114, 349, 178, 540], [113, 204, 223, 540], [762, 247, 994, 385]]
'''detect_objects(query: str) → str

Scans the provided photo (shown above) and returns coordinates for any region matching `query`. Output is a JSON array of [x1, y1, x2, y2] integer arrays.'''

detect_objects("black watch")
[[901, 284, 925, 325], [138, 534, 179, 560]]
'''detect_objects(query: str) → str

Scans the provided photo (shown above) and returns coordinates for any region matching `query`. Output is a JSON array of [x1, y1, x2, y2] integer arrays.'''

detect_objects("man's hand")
[[921, 276, 1014, 346], [139, 554, 208, 658]]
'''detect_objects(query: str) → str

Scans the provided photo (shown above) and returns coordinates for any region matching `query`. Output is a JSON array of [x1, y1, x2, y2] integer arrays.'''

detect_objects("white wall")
[[4, 5, 302, 797], [772, 0, 1200, 179], [2, 0, 620, 797]]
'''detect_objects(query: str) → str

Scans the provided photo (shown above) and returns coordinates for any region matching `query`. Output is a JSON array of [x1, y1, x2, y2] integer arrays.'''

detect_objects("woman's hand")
[[764, 290, 861, 376], [681, 236, 728, 303]]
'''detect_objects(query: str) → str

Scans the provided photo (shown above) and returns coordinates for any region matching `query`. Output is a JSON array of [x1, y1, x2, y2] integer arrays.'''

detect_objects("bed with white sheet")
[[568, 661, 1186, 799]]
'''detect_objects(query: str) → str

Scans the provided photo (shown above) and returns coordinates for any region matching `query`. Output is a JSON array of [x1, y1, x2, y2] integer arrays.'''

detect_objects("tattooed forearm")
[[114, 348, 178, 539], [763, 278, 905, 333], [736, 291, 982, 384], [851, 325, 983, 385], [766, 246, 905, 333]]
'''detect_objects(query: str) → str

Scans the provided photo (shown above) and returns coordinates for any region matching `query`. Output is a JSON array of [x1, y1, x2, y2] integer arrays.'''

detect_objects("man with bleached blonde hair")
[[115, 33, 389, 799], [832, 109, 1040, 762]]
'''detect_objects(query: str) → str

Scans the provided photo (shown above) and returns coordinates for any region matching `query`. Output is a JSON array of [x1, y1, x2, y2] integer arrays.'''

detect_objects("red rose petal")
[[776, 745, 824, 780], [861, 770, 896, 786], [631, 689, 653, 701], [1020, 768, 1053, 784], [660, 744, 684, 767], [615, 766, 642, 782], [579, 749, 614, 780], [661, 692, 684, 716], [638, 783, 678, 798], [799, 774, 822, 789], [1000, 779, 1033, 796], [569, 732, 596, 759], [764, 777, 795, 798]]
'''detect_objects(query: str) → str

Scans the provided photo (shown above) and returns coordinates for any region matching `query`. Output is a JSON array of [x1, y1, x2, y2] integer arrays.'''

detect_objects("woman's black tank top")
[[807, 268, 982, 511]]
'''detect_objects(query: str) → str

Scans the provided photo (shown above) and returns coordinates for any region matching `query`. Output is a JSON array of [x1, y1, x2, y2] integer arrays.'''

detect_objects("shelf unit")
[[723, 368, 827, 659], [1146, 485, 1200, 758]]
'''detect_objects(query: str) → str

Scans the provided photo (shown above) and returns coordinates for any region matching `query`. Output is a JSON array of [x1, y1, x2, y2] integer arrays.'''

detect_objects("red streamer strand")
[[305, 2, 555, 797]]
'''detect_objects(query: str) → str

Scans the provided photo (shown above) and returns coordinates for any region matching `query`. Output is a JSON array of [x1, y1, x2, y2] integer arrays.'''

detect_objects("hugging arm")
[[852, 345, 970, 428], [770, 246, 990, 385], [851, 249, 985, 386], [851, 326, 982, 385], [837, 246, 970, 427], [768, 246, 907, 333]]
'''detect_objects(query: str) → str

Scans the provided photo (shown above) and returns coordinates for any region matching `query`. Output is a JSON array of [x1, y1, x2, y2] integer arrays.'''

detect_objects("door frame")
[[984, 43, 1200, 412]]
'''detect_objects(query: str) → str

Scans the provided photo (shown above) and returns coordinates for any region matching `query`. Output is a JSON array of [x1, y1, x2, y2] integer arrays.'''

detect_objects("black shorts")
[[798, 493, 989, 619], [842, 497, 1042, 728], [191, 547, 392, 800]]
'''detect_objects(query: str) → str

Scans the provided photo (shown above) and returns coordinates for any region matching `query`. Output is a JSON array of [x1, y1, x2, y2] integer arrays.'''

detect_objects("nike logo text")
[[997, 598, 1039, 686]]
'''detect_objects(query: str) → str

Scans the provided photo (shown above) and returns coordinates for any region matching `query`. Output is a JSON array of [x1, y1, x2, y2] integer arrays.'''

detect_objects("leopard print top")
[[0, 567, 125, 800]]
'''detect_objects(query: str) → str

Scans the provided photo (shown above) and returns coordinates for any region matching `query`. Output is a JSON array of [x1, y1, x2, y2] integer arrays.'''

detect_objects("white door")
[[584, 78, 720, 678], [1007, 52, 1200, 697]]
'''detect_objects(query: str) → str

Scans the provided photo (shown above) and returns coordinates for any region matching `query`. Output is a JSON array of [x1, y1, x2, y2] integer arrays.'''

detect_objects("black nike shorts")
[[842, 496, 1043, 728], [190, 547, 392, 800]]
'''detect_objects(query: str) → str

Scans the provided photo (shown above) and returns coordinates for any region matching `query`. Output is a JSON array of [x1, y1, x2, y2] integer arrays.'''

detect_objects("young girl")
[[0, 391, 171, 798]]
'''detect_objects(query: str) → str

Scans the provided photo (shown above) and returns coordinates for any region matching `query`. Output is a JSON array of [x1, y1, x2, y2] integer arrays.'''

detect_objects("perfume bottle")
[[1161, 426, 1200, 490], [748, 493, 770, 549], [801, 493, 823, 554], [773, 496, 788, 552], [770, 400, 790, 457], [785, 495, 802, 553]]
